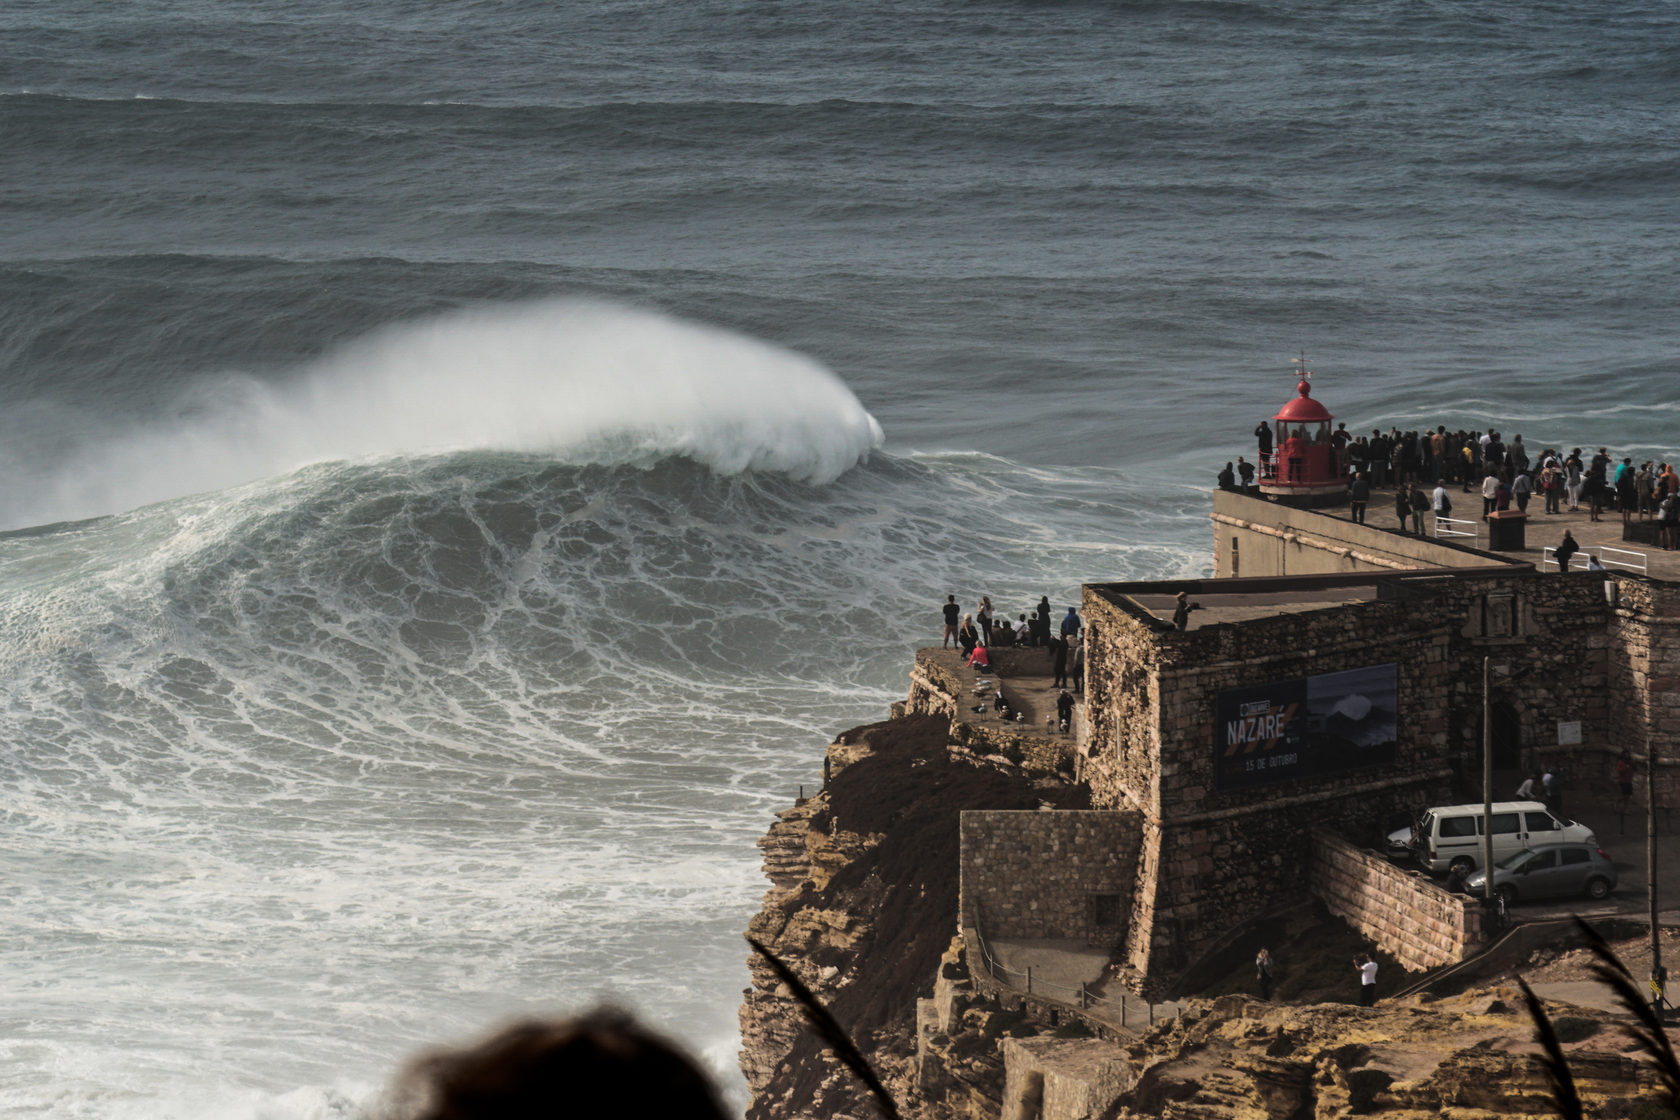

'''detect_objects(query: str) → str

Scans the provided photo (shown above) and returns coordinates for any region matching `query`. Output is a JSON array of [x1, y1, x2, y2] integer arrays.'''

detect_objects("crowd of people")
[[1229, 423, 1680, 553], [943, 594, 1083, 658], [940, 593, 1086, 719]]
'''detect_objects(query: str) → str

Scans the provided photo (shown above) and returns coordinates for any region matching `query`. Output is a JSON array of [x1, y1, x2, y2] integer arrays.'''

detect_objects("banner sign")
[[1215, 663, 1398, 791]]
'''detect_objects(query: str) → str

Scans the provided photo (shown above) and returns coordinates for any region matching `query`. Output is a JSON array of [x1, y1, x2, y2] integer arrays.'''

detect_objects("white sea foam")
[[0, 300, 883, 531], [0, 444, 1204, 1118]]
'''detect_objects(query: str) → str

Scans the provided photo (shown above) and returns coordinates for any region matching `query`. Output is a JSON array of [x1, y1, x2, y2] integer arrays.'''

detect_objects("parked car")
[[1385, 800, 1596, 875], [1464, 842, 1617, 904]]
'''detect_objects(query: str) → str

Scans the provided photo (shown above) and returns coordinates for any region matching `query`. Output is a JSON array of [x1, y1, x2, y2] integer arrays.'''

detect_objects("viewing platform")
[[1321, 484, 1677, 581], [903, 647, 1082, 777]]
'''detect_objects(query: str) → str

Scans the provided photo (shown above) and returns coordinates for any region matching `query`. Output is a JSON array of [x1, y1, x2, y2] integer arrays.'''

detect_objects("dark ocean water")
[[1, 1, 1677, 1115]]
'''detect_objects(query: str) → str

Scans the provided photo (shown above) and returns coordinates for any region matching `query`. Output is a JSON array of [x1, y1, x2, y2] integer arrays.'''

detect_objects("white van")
[[1387, 801, 1596, 875]]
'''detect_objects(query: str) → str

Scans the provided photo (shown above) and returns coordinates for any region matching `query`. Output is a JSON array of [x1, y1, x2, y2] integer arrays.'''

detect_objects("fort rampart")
[[960, 810, 1142, 943], [1310, 829, 1488, 972], [1079, 567, 1615, 991]]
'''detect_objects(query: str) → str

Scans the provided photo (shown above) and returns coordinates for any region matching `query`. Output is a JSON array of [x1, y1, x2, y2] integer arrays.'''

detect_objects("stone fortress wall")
[[1310, 829, 1488, 972], [1068, 472, 1680, 990], [921, 488, 1680, 998], [959, 810, 1142, 943]]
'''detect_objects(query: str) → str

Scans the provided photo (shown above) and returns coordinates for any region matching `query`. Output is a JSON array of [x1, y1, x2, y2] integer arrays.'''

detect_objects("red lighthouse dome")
[[1258, 364, 1347, 506]]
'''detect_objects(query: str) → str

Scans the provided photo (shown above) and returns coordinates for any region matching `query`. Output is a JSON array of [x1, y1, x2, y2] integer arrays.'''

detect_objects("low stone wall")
[[1310, 829, 1487, 972], [961, 810, 1142, 943], [1001, 1036, 1131, 1120], [952, 720, 1076, 776], [910, 648, 1077, 776]]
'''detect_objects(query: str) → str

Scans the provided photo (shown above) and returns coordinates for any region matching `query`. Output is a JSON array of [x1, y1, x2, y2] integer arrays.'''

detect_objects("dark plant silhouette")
[[1517, 974, 1585, 1120], [1573, 915, 1680, 1108], [1515, 917, 1680, 1120], [747, 935, 903, 1120]]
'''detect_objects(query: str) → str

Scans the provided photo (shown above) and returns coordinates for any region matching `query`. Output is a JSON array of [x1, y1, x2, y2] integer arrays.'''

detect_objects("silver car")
[[1464, 842, 1617, 904]]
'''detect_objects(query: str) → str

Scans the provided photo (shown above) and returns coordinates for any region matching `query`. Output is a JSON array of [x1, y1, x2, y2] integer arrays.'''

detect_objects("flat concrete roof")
[[1131, 586, 1384, 630]]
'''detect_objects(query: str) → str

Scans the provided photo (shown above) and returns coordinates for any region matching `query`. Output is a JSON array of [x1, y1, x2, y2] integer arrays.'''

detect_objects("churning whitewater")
[[0, 302, 1198, 1118]]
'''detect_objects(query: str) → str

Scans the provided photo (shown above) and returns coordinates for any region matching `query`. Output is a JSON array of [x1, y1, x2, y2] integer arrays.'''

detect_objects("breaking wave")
[[0, 300, 884, 531]]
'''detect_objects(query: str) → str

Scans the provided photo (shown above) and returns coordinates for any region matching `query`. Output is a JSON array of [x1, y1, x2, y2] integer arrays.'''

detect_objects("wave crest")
[[1, 299, 883, 530]]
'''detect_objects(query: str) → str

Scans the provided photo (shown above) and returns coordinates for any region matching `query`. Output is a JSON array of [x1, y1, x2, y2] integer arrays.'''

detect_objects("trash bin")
[[1487, 510, 1528, 551]]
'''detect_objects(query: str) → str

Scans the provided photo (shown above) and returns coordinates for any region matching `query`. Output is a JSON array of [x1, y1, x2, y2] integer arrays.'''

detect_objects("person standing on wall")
[[1050, 634, 1069, 690], [1555, 529, 1579, 572], [942, 595, 961, 649], [1356, 955, 1378, 1006]]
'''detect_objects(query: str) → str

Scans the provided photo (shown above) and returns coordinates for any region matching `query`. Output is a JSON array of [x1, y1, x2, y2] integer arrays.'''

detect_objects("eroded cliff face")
[[739, 713, 1664, 1120], [738, 713, 1086, 1120]]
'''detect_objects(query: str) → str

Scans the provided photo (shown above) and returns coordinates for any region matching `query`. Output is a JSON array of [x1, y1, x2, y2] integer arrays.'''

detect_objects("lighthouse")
[[1258, 362, 1348, 507]]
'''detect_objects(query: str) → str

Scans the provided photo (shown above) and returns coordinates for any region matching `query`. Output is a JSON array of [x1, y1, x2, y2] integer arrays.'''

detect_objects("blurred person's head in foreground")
[[397, 1008, 728, 1120]]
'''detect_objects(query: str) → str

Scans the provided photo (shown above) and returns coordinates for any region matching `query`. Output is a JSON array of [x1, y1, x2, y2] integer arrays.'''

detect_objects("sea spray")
[[0, 300, 884, 532]]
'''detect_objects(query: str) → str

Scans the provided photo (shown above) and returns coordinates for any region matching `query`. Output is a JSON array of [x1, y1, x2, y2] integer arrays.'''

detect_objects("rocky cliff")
[[738, 713, 1088, 1120], [739, 712, 1666, 1120]]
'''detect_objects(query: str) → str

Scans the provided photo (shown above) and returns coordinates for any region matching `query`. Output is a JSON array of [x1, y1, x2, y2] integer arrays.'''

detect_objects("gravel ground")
[[1520, 925, 1680, 990]]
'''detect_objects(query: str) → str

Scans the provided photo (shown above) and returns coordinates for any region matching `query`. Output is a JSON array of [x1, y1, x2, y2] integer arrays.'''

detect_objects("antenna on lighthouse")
[[1292, 350, 1312, 381]]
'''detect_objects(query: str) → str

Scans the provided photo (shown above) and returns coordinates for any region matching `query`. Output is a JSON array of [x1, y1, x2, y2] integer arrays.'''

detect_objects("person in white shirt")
[[1516, 772, 1539, 800], [1356, 955, 1378, 1006], [1481, 472, 1501, 519]]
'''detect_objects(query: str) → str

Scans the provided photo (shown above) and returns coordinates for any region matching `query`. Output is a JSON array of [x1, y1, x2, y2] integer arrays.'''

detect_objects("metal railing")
[[970, 924, 1178, 1031], [1540, 545, 1648, 575], [1433, 514, 1479, 540], [1596, 545, 1648, 575]]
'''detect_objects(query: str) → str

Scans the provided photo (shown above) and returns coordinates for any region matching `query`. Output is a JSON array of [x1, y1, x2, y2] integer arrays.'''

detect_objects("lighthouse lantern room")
[[1258, 360, 1348, 507]]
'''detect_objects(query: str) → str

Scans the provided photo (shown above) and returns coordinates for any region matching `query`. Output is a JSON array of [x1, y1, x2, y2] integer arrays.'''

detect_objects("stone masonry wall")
[[1605, 577, 1680, 804], [1079, 569, 1610, 992], [1310, 829, 1488, 972], [960, 810, 1142, 943]]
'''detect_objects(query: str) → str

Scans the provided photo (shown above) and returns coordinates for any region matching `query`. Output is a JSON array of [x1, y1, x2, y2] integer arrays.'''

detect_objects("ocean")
[[1, 1, 1676, 1115]]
